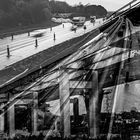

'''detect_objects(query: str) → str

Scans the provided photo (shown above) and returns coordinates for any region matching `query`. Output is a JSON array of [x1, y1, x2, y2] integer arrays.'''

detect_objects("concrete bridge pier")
[[73, 98, 79, 124], [32, 92, 38, 134], [6, 92, 38, 137], [59, 68, 70, 138], [0, 111, 4, 133], [89, 71, 99, 138], [8, 104, 15, 138], [6, 93, 15, 138]]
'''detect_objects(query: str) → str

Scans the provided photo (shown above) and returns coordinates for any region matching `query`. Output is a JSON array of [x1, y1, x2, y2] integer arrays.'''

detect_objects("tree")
[[0, 0, 107, 29], [0, 0, 52, 28]]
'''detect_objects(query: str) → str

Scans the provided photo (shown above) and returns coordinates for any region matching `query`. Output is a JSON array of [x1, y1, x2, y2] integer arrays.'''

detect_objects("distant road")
[[0, 20, 102, 53], [0, 19, 103, 70]]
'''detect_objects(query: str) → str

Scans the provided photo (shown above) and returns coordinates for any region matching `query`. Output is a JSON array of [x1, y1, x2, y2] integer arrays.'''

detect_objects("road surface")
[[0, 19, 103, 70]]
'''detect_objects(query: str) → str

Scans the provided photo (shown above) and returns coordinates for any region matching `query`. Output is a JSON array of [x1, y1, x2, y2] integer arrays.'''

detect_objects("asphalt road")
[[0, 20, 102, 53], [0, 19, 103, 70]]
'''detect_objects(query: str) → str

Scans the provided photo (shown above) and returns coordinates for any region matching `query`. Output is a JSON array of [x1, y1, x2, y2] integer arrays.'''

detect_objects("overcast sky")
[[57, 0, 134, 11]]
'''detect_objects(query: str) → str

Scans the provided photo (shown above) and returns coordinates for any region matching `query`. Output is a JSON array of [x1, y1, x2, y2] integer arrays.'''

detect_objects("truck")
[[72, 17, 86, 26]]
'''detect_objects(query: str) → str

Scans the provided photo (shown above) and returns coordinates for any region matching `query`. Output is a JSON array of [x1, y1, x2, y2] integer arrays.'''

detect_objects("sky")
[[57, 0, 135, 11]]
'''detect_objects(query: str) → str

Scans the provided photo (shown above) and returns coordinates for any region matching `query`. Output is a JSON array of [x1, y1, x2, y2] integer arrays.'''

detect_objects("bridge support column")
[[89, 70, 99, 138], [59, 68, 70, 138], [32, 92, 38, 133], [8, 104, 15, 138], [54, 119, 58, 131], [0, 111, 4, 133], [73, 98, 79, 124]]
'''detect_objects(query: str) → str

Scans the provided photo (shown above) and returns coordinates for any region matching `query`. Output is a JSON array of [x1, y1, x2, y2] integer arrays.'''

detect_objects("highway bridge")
[[0, 0, 140, 139]]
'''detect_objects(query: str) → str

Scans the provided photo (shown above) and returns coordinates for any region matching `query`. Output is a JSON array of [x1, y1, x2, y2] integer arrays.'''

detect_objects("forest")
[[0, 0, 107, 29]]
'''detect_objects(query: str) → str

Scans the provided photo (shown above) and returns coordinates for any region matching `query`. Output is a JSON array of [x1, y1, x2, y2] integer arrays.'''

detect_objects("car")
[[71, 25, 77, 31]]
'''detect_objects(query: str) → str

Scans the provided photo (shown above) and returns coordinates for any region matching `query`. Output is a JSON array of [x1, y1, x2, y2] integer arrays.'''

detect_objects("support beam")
[[54, 117, 60, 131], [0, 111, 4, 133], [59, 69, 70, 138], [89, 71, 99, 138], [54, 120, 58, 131], [8, 104, 15, 138], [32, 92, 38, 133], [31, 81, 92, 91], [73, 98, 79, 124]]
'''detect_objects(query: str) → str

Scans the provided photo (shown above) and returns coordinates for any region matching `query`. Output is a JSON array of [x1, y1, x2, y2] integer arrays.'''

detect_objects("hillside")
[[0, 0, 107, 31]]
